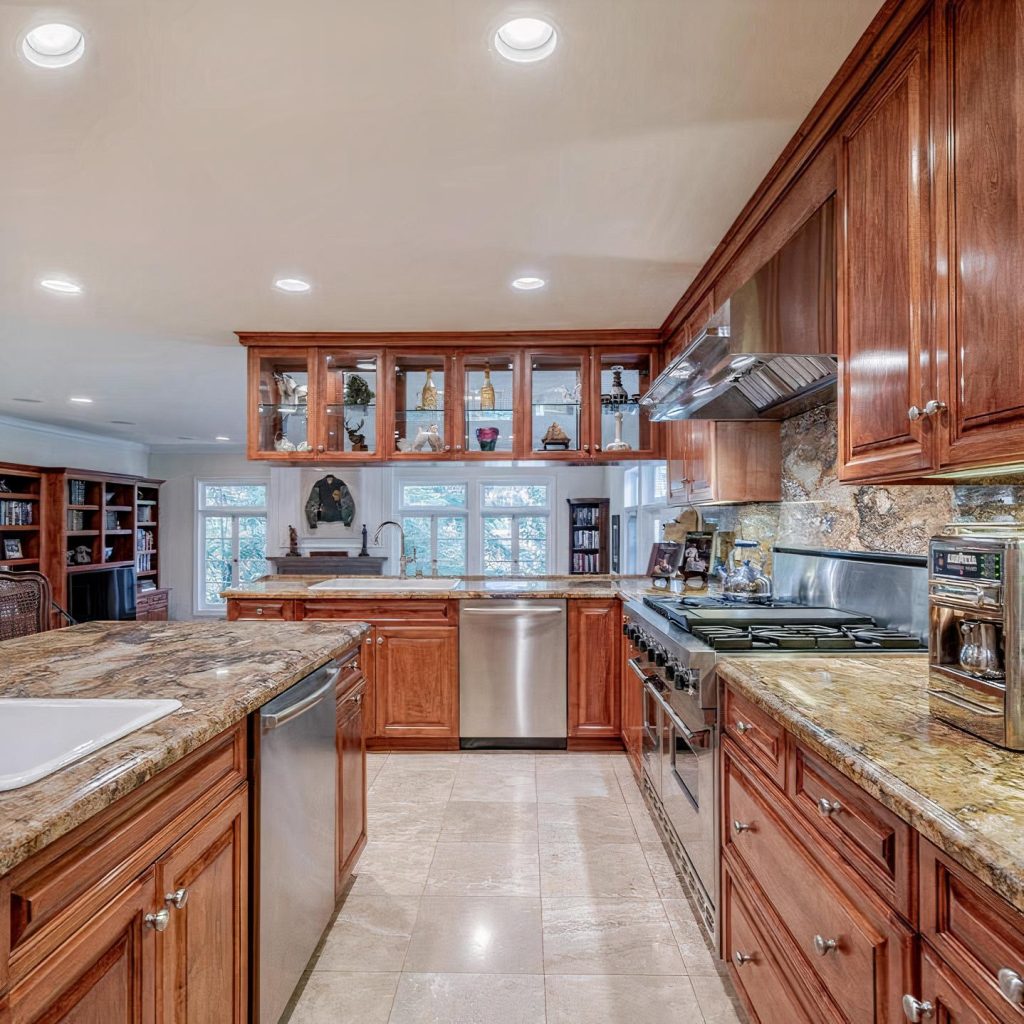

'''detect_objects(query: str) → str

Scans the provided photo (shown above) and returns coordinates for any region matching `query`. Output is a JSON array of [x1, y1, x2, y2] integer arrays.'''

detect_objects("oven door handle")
[[653, 688, 710, 746], [630, 658, 658, 685]]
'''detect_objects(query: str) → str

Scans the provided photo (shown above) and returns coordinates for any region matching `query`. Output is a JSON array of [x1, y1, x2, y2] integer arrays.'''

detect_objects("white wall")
[[0, 415, 149, 476]]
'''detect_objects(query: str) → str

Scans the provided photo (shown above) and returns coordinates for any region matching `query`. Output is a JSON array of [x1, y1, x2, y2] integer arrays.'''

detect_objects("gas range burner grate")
[[690, 623, 924, 652]]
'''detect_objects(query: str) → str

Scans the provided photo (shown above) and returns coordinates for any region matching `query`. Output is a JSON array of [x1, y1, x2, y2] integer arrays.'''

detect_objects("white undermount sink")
[[308, 577, 461, 592], [0, 698, 182, 792]]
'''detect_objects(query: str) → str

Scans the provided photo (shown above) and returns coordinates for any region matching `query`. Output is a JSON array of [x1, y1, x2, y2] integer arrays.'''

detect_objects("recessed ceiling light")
[[511, 276, 546, 291], [494, 18, 557, 63], [215, 435, 231, 441], [39, 277, 83, 294], [21, 23, 85, 69], [275, 277, 311, 293], [69, 396, 93, 404]]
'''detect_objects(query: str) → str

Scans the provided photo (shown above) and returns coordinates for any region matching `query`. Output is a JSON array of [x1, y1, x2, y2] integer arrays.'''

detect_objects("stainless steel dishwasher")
[[257, 655, 344, 1024], [459, 599, 567, 748]]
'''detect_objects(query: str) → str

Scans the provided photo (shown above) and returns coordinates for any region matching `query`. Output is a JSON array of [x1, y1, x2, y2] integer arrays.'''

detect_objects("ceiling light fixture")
[[511, 276, 546, 291], [274, 277, 311, 293], [21, 23, 85, 68], [494, 18, 557, 63], [39, 277, 83, 294], [69, 396, 93, 404]]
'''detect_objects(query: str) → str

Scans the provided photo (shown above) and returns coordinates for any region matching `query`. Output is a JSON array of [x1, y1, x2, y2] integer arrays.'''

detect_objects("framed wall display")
[[645, 540, 683, 578]]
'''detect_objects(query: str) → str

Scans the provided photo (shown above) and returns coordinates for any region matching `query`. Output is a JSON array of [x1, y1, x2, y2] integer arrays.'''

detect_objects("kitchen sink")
[[0, 698, 182, 792], [308, 577, 461, 592]]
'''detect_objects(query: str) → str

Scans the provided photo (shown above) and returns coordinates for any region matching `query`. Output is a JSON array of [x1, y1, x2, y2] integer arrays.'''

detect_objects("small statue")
[[359, 524, 369, 557], [603, 410, 633, 452], [273, 371, 308, 405], [286, 525, 300, 556], [344, 417, 368, 452], [608, 365, 629, 403], [541, 421, 571, 450], [73, 544, 91, 564], [413, 424, 442, 452]]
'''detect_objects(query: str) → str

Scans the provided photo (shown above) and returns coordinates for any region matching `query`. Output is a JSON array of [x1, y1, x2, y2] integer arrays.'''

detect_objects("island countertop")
[[0, 619, 368, 876], [717, 654, 1024, 915]]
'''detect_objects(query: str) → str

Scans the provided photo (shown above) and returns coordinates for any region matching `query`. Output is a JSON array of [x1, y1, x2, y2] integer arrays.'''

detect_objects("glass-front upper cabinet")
[[389, 352, 451, 459], [526, 350, 590, 458], [319, 350, 382, 459], [593, 350, 656, 458], [456, 352, 519, 458], [250, 348, 317, 458]]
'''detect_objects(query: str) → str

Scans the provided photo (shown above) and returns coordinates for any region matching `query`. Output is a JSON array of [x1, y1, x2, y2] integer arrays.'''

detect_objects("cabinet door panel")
[[916, 943, 1003, 1024], [837, 16, 936, 480], [7, 871, 156, 1024], [337, 682, 368, 889], [375, 626, 458, 739], [156, 787, 248, 1024], [568, 599, 619, 741], [938, 0, 1024, 469]]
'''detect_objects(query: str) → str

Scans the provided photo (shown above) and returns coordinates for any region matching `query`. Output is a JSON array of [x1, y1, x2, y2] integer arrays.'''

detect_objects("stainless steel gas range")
[[621, 546, 928, 948]]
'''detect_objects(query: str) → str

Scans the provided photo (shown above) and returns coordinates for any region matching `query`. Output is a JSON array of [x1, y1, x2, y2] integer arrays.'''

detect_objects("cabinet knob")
[[732, 951, 753, 968], [732, 820, 752, 835], [902, 995, 934, 1021], [595, 444, 601, 451], [365, 636, 372, 645], [908, 405, 923, 421], [444, 445, 451, 452], [165, 887, 189, 909], [377, 636, 384, 645], [923, 399, 947, 417], [456, 444, 463, 451], [145, 909, 170, 932], [734, 721, 751, 734], [998, 968, 1024, 1005], [813, 934, 838, 956], [817, 797, 842, 818], [583, 444, 590, 452], [256, 608, 264, 616], [317, 444, 325, 452]]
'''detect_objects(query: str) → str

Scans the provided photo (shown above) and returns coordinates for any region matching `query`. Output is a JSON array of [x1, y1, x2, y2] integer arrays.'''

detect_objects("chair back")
[[0, 570, 52, 641]]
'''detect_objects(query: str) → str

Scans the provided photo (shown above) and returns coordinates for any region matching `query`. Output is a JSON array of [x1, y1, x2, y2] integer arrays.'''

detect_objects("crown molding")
[[0, 413, 150, 453]]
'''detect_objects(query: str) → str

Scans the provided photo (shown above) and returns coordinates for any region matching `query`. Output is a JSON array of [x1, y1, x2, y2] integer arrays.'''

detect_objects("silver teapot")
[[958, 620, 1004, 680], [714, 540, 773, 603]]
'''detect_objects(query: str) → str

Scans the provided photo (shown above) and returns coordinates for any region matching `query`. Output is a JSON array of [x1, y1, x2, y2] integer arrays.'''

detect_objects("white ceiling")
[[0, 0, 880, 446]]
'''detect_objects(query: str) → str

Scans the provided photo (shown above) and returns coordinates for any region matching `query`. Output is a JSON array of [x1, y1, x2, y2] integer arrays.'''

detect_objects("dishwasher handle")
[[261, 663, 342, 731], [461, 607, 564, 615]]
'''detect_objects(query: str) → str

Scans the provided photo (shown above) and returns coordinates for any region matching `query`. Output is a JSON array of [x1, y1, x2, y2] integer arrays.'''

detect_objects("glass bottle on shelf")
[[255, 353, 312, 455], [529, 352, 584, 454], [322, 352, 380, 456], [462, 355, 515, 455], [393, 354, 446, 455]]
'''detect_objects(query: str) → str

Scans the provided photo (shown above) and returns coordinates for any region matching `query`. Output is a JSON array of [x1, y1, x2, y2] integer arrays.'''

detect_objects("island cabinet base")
[[0, 723, 249, 1024]]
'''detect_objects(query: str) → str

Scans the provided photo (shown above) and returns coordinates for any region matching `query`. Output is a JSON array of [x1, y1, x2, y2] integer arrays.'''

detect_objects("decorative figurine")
[[343, 374, 375, 408], [603, 410, 633, 452], [418, 369, 439, 410], [304, 474, 355, 530], [73, 544, 92, 565], [286, 525, 300, 556], [609, 365, 629, 402], [359, 524, 369, 557], [273, 371, 308, 404], [475, 426, 500, 451], [541, 421, 571, 450], [344, 417, 368, 451], [480, 363, 496, 411], [413, 424, 442, 452], [0, 479, 10, 493], [274, 432, 296, 452]]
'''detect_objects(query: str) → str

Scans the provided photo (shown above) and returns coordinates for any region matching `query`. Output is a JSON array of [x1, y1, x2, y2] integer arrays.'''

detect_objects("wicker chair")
[[0, 570, 53, 641]]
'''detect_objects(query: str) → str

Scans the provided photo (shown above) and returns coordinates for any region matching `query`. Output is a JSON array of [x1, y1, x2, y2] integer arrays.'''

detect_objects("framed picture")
[[682, 531, 715, 589], [645, 541, 683, 578], [3, 537, 23, 560]]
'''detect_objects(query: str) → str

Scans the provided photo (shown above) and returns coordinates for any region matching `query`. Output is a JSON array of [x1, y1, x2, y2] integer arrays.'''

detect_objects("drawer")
[[4, 724, 246, 984], [723, 862, 816, 1024], [721, 682, 786, 788], [229, 599, 294, 620], [723, 739, 913, 1023], [921, 839, 1024, 1022], [296, 599, 453, 623], [915, 942, 1006, 1024], [790, 741, 916, 921]]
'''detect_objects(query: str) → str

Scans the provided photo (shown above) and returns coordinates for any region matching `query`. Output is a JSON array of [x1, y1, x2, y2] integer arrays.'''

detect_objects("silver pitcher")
[[958, 620, 1004, 680]]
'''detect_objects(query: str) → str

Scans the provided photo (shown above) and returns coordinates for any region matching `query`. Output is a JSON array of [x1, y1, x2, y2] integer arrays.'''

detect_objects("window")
[[480, 481, 550, 576], [197, 482, 268, 613], [398, 482, 468, 576]]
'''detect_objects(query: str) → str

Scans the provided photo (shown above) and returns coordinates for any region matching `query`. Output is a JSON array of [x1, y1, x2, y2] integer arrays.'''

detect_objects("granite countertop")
[[222, 574, 661, 601], [0, 619, 368, 876], [718, 654, 1024, 914]]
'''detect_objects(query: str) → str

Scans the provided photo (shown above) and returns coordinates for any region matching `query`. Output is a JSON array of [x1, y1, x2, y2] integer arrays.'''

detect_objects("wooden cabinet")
[[337, 673, 367, 891], [666, 420, 781, 506], [912, 943, 1005, 1024], [135, 589, 169, 622], [226, 599, 295, 621], [568, 599, 620, 748]]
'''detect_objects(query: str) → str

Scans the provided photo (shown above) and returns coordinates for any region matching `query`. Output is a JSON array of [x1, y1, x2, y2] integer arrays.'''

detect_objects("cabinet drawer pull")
[[734, 721, 751, 734], [998, 968, 1024, 1005], [902, 994, 934, 1021], [256, 607, 264, 616], [165, 888, 189, 909], [813, 934, 838, 956], [145, 909, 170, 932], [817, 797, 842, 817], [732, 951, 753, 967], [732, 820, 752, 835]]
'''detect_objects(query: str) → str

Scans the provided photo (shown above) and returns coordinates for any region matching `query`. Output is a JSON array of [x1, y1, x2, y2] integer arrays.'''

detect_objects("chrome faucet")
[[373, 520, 410, 577]]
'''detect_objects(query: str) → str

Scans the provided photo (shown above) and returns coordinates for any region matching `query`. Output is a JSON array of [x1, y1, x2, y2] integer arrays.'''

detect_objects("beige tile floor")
[[287, 751, 746, 1024]]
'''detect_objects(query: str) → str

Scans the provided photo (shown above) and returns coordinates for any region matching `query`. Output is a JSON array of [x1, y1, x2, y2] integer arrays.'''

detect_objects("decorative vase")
[[603, 410, 633, 452], [476, 426, 500, 451], [419, 369, 438, 410], [480, 365, 496, 411]]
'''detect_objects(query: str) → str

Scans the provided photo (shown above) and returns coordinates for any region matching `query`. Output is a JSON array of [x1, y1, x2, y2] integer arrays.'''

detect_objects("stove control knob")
[[679, 668, 700, 693], [637, 635, 649, 653], [655, 649, 667, 667], [622, 621, 630, 637], [664, 662, 677, 682], [647, 643, 661, 664]]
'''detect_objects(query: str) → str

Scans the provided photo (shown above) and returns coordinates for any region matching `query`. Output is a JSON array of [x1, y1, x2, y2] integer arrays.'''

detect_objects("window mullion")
[[511, 513, 520, 573]]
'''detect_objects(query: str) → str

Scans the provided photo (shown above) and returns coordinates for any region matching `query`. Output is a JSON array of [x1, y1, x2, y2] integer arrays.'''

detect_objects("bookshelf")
[[567, 498, 610, 575], [0, 463, 45, 571]]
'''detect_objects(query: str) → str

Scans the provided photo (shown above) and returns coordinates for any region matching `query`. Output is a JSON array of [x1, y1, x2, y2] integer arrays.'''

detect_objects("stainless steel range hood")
[[642, 197, 836, 421]]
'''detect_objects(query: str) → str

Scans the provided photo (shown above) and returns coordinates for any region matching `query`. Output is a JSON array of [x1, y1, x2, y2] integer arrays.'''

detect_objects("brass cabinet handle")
[[817, 797, 842, 817], [732, 820, 752, 834], [813, 934, 838, 956], [145, 909, 170, 932], [732, 951, 753, 967], [734, 721, 751, 734], [902, 994, 934, 1021], [998, 968, 1024, 1005], [165, 888, 189, 909]]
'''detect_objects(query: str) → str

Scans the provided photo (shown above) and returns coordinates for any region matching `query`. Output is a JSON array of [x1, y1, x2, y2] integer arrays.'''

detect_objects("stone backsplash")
[[700, 403, 1024, 558]]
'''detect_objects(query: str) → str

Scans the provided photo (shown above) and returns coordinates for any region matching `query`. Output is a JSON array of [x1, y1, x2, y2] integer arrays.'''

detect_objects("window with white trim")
[[397, 482, 468, 577], [197, 482, 268, 612], [479, 482, 550, 576]]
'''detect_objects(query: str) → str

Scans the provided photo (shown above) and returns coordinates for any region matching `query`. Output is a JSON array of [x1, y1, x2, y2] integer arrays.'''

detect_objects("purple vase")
[[476, 426, 500, 452]]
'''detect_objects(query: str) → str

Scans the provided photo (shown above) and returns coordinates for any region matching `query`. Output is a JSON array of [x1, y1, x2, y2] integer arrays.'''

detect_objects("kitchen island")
[[0, 619, 367, 1023]]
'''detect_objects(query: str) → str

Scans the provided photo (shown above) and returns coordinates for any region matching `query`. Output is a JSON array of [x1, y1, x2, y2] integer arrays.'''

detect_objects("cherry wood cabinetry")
[[135, 589, 170, 623], [619, 612, 643, 772], [666, 420, 781, 506], [337, 668, 367, 893], [568, 599, 620, 749]]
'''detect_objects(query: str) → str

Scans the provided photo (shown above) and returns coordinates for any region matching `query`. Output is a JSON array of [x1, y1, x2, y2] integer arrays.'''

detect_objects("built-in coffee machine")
[[928, 524, 1023, 749]]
